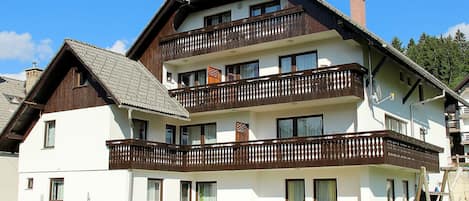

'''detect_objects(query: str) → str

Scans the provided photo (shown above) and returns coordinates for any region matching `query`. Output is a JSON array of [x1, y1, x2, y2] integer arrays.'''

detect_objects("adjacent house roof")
[[454, 75, 469, 93], [127, 0, 469, 106], [0, 77, 25, 132]]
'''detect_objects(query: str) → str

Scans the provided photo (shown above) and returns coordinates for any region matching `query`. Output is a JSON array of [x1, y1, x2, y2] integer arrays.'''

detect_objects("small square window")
[[407, 76, 412, 86], [167, 72, 172, 82], [75, 69, 89, 87], [399, 72, 405, 82], [27, 178, 33, 189]]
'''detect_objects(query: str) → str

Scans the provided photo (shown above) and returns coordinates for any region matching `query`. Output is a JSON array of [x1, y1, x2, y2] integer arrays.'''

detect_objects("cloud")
[[444, 22, 469, 37], [0, 71, 26, 81], [106, 40, 128, 55], [0, 31, 53, 62]]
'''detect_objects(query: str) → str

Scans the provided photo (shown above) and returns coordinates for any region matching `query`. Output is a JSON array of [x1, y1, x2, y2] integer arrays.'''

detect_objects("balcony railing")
[[160, 7, 306, 60], [169, 63, 366, 113], [106, 130, 443, 172]]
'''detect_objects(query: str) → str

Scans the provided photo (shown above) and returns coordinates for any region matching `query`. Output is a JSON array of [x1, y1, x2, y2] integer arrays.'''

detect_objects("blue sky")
[[1, 0, 468, 79]]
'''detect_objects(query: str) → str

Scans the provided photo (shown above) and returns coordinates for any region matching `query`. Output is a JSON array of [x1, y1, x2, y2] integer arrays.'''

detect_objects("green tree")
[[391, 37, 405, 52]]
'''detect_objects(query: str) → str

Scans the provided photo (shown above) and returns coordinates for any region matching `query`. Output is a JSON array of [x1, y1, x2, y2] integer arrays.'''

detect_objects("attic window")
[[75, 69, 89, 87], [3, 94, 24, 104]]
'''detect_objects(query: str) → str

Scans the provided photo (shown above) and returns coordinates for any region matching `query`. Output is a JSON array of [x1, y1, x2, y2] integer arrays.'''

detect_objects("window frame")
[[180, 123, 217, 145], [166, 125, 176, 144], [49, 178, 64, 201], [385, 115, 408, 135], [204, 11, 231, 27], [386, 179, 395, 201], [196, 181, 217, 201], [313, 178, 338, 201], [250, 0, 281, 17], [44, 120, 56, 148], [147, 178, 163, 201], [178, 69, 207, 88], [402, 180, 409, 201], [225, 60, 259, 81], [277, 114, 324, 138], [285, 179, 305, 201], [132, 119, 148, 140], [74, 69, 89, 88], [27, 178, 34, 189], [181, 181, 192, 201], [279, 51, 318, 73]]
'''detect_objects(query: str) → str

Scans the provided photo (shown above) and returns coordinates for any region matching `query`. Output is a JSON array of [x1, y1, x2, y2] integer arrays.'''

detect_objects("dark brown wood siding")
[[43, 66, 111, 113]]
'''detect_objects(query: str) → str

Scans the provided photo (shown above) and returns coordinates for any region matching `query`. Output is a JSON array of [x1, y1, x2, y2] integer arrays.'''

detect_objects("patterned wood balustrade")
[[106, 130, 442, 172]]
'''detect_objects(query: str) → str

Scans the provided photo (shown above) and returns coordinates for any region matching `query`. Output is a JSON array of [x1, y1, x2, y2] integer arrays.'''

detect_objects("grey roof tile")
[[0, 77, 25, 131]]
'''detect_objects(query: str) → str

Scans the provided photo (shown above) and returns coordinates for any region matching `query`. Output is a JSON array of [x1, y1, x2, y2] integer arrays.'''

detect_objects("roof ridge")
[[65, 39, 127, 58]]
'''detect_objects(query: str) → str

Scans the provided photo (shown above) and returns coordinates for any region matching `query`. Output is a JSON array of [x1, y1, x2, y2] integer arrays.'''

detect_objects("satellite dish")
[[373, 80, 383, 102]]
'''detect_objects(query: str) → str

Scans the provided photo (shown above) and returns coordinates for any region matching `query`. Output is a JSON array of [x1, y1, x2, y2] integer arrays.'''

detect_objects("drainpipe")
[[410, 90, 446, 137], [368, 45, 373, 104], [128, 109, 134, 139], [128, 171, 134, 201]]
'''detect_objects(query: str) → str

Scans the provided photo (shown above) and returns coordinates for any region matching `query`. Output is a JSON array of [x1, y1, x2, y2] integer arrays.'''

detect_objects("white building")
[[448, 76, 469, 162], [1, 0, 468, 201]]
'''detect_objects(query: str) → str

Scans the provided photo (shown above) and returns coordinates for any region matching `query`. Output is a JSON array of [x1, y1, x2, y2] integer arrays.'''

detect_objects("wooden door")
[[235, 122, 249, 165], [235, 122, 249, 142], [207, 66, 221, 84]]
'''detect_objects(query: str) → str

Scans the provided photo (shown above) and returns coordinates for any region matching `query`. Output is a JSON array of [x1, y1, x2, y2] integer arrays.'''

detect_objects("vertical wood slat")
[[106, 131, 442, 172]]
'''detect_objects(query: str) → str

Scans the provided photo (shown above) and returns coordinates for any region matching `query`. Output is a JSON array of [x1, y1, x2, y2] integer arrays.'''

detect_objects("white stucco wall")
[[0, 153, 18, 201]]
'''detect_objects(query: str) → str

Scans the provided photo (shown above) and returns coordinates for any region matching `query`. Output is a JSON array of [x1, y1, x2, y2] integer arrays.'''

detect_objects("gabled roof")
[[0, 76, 25, 132], [454, 75, 469, 93], [127, 0, 469, 106], [65, 39, 189, 119]]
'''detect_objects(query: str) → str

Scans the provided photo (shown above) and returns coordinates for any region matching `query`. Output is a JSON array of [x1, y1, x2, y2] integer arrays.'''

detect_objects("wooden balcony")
[[106, 130, 443, 172], [160, 7, 306, 61], [169, 63, 366, 113]]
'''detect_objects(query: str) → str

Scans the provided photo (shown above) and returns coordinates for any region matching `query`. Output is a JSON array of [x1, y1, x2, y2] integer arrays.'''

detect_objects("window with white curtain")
[[385, 115, 407, 135], [286, 179, 305, 201], [50, 178, 64, 201], [44, 120, 56, 148], [197, 182, 216, 201], [147, 179, 162, 201], [314, 179, 337, 201]]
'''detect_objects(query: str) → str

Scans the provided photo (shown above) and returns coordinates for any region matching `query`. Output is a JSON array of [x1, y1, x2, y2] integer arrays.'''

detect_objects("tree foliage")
[[393, 30, 469, 88]]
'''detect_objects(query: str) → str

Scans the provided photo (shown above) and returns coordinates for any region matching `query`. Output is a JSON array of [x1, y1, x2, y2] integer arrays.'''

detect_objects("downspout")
[[368, 45, 373, 104], [127, 109, 134, 201], [410, 90, 446, 137], [128, 109, 134, 139]]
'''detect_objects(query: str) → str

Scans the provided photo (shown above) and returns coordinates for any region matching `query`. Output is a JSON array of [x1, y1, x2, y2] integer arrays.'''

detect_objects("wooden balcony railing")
[[106, 130, 443, 172], [160, 7, 306, 60], [169, 63, 366, 113]]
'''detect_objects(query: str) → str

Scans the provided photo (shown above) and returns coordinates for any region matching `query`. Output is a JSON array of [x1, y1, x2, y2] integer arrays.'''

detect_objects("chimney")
[[350, 0, 366, 27], [25, 62, 43, 93]]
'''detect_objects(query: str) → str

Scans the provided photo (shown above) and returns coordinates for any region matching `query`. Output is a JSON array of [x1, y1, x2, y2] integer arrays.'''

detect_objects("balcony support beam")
[[403, 79, 421, 104]]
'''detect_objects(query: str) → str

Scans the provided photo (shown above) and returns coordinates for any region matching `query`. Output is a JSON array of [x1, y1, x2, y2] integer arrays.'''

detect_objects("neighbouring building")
[[447, 75, 469, 163], [1, 0, 468, 201]]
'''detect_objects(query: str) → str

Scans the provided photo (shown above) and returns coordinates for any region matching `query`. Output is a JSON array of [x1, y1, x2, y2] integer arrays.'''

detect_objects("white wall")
[[163, 38, 364, 89], [0, 153, 18, 201], [177, 0, 288, 32]]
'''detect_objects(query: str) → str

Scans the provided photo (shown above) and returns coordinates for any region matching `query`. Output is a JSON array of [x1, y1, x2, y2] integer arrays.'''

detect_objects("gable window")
[[204, 11, 231, 27], [250, 1, 281, 16], [385, 115, 407, 135], [226, 61, 259, 81], [178, 70, 207, 88], [196, 182, 217, 201], [314, 179, 337, 201], [27, 178, 34, 189], [148, 179, 162, 201], [44, 120, 56, 148], [132, 119, 148, 140], [280, 51, 318, 73], [286, 179, 305, 201], [386, 179, 395, 201], [181, 181, 192, 201], [50, 178, 64, 201], [277, 115, 323, 138], [166, 125, 176, 144], [181, 123, 216, 145], [75, 69, 89, 87]]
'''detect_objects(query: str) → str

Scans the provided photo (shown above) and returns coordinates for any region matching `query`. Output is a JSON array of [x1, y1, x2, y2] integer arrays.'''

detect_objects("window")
[[181, 123, 216, 145], [402, 180, 409, 201], [166, 125, 176, 144], [277, 115, 323, 138], [197, 182, 216, 201], [250, 1, 281, 16], [44, 121, 56, 148], [204, 11, 231, 27], [420, 128, 427, 142], [314, 179, 337, 201], [280, 52, 318, 73], [286, 179, 305, 201], [167, 72, 173, 82], [178, 70, 207, 87], [75, 69, 88, 87], [148, 179, 162, 201], [385, 115, 407, 135], [50, 178, 64, 201], [181, 181, 192, 201], [399, 71, 405, 83], [27, 178, 33, 189], [226, 61, 259, 81], [386, 179, 395, 201], [132, 119, 148, 140]]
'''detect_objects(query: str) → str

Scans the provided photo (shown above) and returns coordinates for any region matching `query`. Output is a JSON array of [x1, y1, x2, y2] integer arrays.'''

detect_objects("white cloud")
[[106, 40, 128, 55], [444, 22, 469, 37], [0, 31, 53, 62], [0, 71, 26, 81]]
